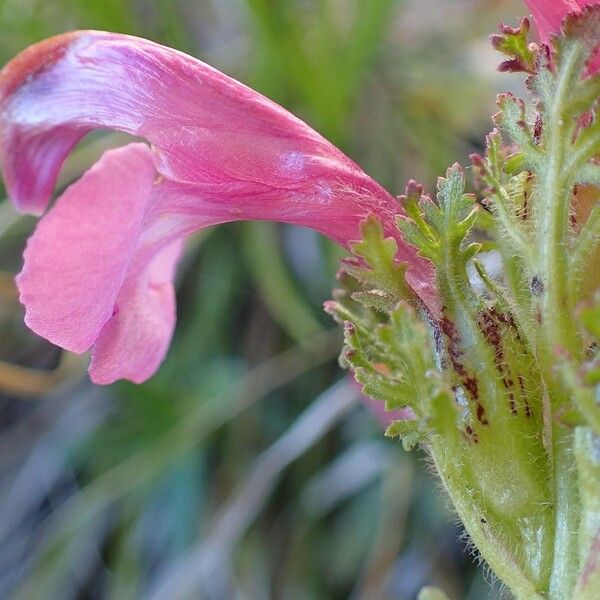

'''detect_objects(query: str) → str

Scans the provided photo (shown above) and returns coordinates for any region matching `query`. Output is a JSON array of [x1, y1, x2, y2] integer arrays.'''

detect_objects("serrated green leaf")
[[473, 130, 532, 263], [347, 216, 412, 302], [491, 18, 536, 73], [494, 93, 541, 162], [395, 217, 438, 262], [385, 419, 423, 451], [327, 289, 455, 451], [397, 164, 480, 270]]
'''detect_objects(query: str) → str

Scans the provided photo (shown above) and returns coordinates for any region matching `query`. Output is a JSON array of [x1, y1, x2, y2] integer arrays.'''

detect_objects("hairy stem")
[[429, 440, 545, 600], [535, 43, 583, 600]]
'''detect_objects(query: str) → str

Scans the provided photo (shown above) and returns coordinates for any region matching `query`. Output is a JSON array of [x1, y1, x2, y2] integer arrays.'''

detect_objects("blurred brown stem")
[[0, 353, 85, 397]]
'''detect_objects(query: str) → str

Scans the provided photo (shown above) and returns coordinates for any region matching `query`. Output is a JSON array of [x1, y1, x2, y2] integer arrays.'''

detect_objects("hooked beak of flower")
[[0, 31, 436, 384]]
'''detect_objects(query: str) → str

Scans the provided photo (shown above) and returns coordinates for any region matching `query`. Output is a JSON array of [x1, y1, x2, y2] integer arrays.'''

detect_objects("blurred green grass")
[[0, 1, 524, 598]]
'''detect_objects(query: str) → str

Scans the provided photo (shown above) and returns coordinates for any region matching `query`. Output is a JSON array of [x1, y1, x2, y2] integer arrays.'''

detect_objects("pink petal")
[[16, 143, 158, 354], [0, 31, 437, 314], [89, 239, 182, 384], [523, 1, 600, 76], [18, 142, 188, 383], [2, 32, 444, 383], [0, 31, 395, 217], [524, 0, 600, 68], [524, 0, 583, 42]]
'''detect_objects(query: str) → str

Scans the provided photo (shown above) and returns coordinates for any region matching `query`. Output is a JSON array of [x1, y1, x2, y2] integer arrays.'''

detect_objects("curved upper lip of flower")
[[0, 30, 438, 384], [0, 32, 79, 104]]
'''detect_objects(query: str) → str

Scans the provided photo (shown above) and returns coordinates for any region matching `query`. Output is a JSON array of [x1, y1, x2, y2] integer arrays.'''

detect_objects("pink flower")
[[524, 0, 600, 74], [0, 31, 436, 384]]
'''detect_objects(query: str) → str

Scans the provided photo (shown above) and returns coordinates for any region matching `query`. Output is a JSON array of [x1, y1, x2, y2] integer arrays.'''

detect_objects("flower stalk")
[[328, 10, 600, 599]]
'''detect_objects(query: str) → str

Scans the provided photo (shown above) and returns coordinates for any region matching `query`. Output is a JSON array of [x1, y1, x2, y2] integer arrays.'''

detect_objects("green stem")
[[433, 178, 553, 590], [429, 440, 545, 600], [489, 176, 532, 263], [536, 43, 583, 600], [548, 425, 580, 600], [566, 117, 600, 174]]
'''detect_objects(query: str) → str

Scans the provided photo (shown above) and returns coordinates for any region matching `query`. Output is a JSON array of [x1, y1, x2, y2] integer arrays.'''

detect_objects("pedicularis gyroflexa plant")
[[327, 10, 600, 599], [0, 3, 599, 599]]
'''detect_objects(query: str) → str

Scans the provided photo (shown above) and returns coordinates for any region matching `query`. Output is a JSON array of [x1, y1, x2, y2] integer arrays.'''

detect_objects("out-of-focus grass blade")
[[105, 501, 142, 600], [12, 330, 340, 600], [0, 354, 85, 397], [147, 378, 360, 600], [162, 230, 243, 376], [245, 0, 398, 144], [242, 222, 323, 344]]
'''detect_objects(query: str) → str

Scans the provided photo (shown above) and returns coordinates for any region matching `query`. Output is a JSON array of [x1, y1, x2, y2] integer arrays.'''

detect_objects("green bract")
[[327, 10, 600, 600]]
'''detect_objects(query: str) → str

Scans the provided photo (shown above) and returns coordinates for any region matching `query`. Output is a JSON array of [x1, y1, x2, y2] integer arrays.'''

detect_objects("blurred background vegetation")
[[0, 1, 527, 598]]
